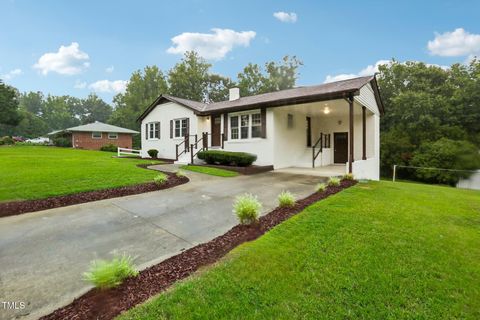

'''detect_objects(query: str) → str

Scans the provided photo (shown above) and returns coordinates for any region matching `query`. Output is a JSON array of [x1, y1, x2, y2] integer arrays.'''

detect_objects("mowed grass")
[[0, 146, 162, 201], [118, 181, 480, 320], [180, 165, 239, 177]]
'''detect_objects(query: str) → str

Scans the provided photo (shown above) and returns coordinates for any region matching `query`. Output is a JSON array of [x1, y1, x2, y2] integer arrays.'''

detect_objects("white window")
[[92, 132, 102, 139], [108, 132, 118, 139], [230, 112, 262, 140], [174, 118, 188, 138], [148, 122, 160, 139]]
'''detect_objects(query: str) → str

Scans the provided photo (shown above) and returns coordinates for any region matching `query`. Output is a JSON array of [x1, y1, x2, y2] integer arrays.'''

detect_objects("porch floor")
[[274, 165, 346, 177]]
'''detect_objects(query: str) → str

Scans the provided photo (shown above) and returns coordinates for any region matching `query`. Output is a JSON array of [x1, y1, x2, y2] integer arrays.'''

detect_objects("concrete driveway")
[[0, 166, 322, 320]]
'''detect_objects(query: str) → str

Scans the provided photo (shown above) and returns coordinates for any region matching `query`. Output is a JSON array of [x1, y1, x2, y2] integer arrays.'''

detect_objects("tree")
[[18, 91, 44, 116], [205, 74, 236, 102], [0, 80, 21, 126], [12, 110, 49, 138], [78, 93, 112, 124], [410, 138, 480, 185], [41, 95, 81, 130], [168, 51, 211, 102], [237, 56, 302, 96], [110, 65, 168, 130]]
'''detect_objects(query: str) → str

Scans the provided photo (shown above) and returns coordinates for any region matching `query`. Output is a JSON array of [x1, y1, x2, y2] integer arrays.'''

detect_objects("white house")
[[138, 75, 384, 180]]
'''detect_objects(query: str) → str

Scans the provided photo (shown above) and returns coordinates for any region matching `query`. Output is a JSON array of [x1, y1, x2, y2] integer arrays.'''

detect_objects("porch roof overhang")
[[137, 75, 385, 122]]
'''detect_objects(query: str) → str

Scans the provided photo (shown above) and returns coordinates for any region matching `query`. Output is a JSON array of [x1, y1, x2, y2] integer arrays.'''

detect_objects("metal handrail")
[[312, 133, 323, 168]]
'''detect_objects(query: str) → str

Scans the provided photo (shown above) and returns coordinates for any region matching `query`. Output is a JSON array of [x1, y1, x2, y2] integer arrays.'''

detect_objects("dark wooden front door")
[[211, 115, 221, 146], [334, 132, 348, 163]]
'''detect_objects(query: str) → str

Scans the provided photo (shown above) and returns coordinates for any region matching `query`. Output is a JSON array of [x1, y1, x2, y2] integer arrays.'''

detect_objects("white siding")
[[141, 102, 198, 159], [355, 83, 380, 116]]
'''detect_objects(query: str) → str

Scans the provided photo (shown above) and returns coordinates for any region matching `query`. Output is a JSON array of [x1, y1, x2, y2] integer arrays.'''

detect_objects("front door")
[[211, 115, 221, 146], [334, 132, 348, 163]]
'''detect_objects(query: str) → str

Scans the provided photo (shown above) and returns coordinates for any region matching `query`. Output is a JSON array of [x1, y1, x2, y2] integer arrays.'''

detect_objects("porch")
[[274, 164, 346, 177]]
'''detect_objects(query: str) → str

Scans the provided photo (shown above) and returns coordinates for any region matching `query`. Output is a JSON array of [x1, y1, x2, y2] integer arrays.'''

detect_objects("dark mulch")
[[40, 179, 357, 320], [198, 164, 274, 175], [0, 172, 188, 218]]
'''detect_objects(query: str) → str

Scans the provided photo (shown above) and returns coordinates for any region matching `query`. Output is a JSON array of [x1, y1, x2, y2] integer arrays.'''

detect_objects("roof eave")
[[369, 75, 385, 115], [137, 95, 202, 122], [199, 89, 361, 115]]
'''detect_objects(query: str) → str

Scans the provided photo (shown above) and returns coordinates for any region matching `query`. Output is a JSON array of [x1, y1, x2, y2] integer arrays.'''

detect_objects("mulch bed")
[[197, 163, 274, 175], [40, 179, 357, 320], [0, 171, 188, 218]]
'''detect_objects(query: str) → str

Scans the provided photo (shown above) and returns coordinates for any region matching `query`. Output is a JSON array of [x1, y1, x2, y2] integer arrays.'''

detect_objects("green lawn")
[[118, 181, 480, 320], [0, 146, 162, 201], [180, 165, 239, 177]]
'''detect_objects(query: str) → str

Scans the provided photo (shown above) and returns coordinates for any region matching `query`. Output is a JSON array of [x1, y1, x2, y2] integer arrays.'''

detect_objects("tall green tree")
[[41, 95, 81, 130], [110, 65, 168, 130], [0, 80, 21, 126], [18, 91, 44, 116], [237, 55, 302, 96], [78, 93, 113, 124]]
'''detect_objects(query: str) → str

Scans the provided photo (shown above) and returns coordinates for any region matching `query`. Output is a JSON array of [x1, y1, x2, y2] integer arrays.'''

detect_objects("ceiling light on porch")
[[323, 105, 331, 114]]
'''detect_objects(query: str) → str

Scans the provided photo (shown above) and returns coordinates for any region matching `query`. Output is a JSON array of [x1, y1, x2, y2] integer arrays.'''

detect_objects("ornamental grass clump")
[[153, 173, 168, 185], [83, 254, 138, 289], [328, 177, 341, 187], [175, 170, 186, 178], [278, 191, 296, 208], [342, 173, 354, 181], [233, 193, 262, 224], [316, 183, 327, 192]]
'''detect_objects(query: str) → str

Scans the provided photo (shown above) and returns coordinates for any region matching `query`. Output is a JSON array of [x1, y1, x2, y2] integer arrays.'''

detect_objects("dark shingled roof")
[[137, 75, 383, 121]]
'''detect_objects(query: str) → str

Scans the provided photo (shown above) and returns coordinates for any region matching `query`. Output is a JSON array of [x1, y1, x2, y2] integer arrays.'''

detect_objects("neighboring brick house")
[[48, 121, 138, 150]]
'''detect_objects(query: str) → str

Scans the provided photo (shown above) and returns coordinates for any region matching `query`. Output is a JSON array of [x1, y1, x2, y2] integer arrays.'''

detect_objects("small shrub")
[[316, 183, 326, 192], [197, 150, 257, 167], [175, 170, 186, 178], [0, 136, 15, 145], [83, 254, 138, 289], [52, 136, 72, 147], [147, 149, 159, 158], [153, 174, 168, 185], [278, 191, 296, 207], [342, 173, 354, 181], [100, 143, 118, 152], [233, 193, 262, 224], [328, 177, 341, 187]]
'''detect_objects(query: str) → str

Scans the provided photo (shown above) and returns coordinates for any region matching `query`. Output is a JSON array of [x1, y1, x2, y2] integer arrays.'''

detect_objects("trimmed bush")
[[278, 191, 296, 207], [83, 254, 138, 289], [52, 136, 72, 148], [0, 136, 14, 145], [197, 150, 257, 167], [100, 143, 118, 152], [233, 193, 262, 224], [147, 149, 159, 158], [342, 173, 355, 181], [316, 183, 326, 192], [153, 174, 168, 185], [328, 177, 341, 187]]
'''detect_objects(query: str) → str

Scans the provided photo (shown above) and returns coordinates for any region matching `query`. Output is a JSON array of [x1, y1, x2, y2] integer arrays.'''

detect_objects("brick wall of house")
[[72, 132, 133, 150]]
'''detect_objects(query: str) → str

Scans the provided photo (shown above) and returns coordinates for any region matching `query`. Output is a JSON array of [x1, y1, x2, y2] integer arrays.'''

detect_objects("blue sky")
[[1, 0, 479, 104]]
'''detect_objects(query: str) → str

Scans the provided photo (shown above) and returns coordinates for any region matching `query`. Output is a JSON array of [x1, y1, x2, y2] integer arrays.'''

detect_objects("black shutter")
[[186, 118, 190, 136], [261, 108, 267, 138], [223, 113, 228, 141], [157, 122, 161, 139], [145, 123, 148, 140], [170, 120, 173, 139]]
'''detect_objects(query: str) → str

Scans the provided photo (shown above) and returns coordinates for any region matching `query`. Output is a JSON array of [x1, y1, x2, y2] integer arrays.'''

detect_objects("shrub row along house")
[[48, 121, 138, 150], [138, 75, 384, 180]]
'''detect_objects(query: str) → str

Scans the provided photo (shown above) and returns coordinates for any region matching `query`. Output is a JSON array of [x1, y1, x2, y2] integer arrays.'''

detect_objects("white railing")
[[117, 147, 141, 157]]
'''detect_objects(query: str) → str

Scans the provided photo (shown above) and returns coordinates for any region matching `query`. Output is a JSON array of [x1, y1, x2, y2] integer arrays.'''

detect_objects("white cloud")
[[105, 66, 114, 73], [167, 28, 256, 60], [74, 80, 87, 89], [428, 28, 480, 57], [324, 60, 450, 83], [273, 11, 297, 23], [33, 42, 90, 75], [1, 68, 23, 80], [89, 80, 127, 93]]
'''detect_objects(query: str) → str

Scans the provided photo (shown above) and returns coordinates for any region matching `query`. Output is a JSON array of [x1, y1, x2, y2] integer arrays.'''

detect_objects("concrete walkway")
[[0, 166, 322, 320]]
